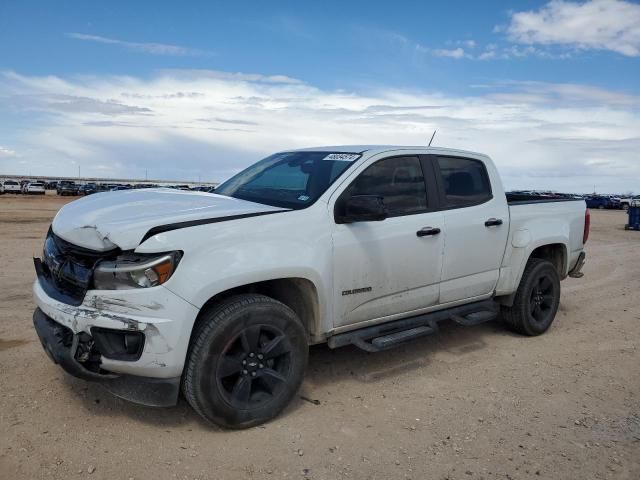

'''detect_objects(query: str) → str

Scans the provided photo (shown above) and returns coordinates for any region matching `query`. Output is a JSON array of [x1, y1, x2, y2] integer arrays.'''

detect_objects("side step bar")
[[328, 300, 500, 353]]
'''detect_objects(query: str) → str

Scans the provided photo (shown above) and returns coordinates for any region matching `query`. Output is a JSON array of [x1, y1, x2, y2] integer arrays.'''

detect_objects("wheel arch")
[[190, 277, 322, 347], [529, 243, 568, 279], [497, 240, 568, 306]]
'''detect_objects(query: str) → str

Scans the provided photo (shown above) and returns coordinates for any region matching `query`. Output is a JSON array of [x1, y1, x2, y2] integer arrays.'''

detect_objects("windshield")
[[215, 151, 359, 209]]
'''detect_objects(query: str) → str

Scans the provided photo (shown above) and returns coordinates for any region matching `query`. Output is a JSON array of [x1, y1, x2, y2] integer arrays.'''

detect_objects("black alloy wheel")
[[216, 324, 292, 409], [183, 294, 308, 429], [502, 258, 561, 336], [528, 273, 556, 329]]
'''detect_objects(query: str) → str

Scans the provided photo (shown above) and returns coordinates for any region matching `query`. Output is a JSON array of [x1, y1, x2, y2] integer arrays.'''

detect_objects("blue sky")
[[1, 0, 639, 192]]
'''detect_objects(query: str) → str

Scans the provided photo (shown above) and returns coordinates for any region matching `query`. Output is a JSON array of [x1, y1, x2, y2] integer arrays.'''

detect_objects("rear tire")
[[183, 294, 308, 429], [502, 258, 560, 336]]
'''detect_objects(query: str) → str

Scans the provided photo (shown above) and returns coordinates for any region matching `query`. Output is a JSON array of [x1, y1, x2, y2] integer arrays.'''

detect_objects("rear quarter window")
[[436, 156, 492, 208]]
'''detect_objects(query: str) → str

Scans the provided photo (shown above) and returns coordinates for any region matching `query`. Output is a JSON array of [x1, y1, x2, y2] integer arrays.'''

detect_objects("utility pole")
[[78, 166, 81, 179]]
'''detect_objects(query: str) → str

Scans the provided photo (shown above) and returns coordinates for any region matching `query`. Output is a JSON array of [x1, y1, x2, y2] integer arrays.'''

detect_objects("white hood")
[[52, 189, 285, 251]]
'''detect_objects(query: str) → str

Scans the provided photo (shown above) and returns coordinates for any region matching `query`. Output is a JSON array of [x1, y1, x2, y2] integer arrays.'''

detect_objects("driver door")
[[331, 155, 444, 329]]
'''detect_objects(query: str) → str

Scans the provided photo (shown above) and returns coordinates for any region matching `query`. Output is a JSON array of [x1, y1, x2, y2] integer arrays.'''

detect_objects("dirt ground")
[[0, 193, 638, 480]]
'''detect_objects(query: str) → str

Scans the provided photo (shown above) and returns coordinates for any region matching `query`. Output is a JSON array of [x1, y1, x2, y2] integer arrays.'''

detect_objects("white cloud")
[[67, 33, 212, 56], [159, 69, 302, 84], [432, 47, 467, 59], [488, 80, 640, 107], [478, 50, 497, 60], [505, 0, 640, 56], [0, 70, 638, 192], [0, 146, 17, 158]]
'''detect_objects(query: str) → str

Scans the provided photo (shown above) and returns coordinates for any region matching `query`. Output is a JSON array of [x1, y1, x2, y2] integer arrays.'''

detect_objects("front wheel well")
[[193, 278, 320, 344]]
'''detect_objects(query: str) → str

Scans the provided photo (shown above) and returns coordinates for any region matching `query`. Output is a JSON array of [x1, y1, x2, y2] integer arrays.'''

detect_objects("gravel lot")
[[1, 194, 639, 480]]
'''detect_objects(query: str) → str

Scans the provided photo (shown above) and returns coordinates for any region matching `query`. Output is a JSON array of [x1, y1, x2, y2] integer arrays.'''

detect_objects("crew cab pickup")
[[32, 146, 588, 428]]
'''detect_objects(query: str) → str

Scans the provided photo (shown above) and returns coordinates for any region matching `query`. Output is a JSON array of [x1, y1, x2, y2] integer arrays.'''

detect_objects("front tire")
[[502, 258, 561, 336], [183, 294, 308, 429]]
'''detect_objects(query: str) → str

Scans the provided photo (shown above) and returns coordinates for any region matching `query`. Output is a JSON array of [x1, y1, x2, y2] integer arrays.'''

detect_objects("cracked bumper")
[[33, 308, 182, 406], [33, 279, 199, 379]]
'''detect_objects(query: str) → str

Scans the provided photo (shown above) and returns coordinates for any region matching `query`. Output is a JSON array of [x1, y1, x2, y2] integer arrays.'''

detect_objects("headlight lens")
[[93, 251, 181, 290]]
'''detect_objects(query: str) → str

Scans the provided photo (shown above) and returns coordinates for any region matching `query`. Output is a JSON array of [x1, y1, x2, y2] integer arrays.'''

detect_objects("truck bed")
[[502, 196, 587, 287], [506, 193, 584, 205]]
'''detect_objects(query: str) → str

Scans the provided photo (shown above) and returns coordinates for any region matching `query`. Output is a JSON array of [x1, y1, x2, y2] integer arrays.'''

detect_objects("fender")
[[495, 226, 569, 299], [136, 206, 333, 333]]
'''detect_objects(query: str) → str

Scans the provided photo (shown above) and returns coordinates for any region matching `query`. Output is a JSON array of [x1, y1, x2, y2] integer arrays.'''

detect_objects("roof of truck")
[[287, 145, 488, 158]]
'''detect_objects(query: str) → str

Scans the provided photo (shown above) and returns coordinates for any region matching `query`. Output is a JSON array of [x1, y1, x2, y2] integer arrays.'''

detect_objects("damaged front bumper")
[[33, 308, 179, 406], [32, 277, 199, 407]]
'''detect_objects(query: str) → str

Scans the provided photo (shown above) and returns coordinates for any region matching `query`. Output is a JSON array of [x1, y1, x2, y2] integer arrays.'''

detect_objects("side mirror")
[[340, 195, 388, 223]]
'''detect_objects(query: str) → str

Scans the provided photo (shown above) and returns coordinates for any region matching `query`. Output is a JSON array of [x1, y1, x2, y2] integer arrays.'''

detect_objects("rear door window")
[[435, 156, 492, 208]]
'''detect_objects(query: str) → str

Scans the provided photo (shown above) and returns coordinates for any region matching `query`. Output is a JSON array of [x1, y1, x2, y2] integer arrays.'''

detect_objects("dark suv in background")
[[57, 181, 79, 196], [79, 183, 99, 195]]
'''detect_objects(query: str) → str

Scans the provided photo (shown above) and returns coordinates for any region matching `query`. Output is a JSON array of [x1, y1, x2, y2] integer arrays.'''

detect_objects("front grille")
[[37, 228, 120, 305]]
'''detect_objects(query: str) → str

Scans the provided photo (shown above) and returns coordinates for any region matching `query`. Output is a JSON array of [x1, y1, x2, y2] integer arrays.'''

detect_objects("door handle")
[[417, 227, 441, 237], [485, 218, 503, 227]]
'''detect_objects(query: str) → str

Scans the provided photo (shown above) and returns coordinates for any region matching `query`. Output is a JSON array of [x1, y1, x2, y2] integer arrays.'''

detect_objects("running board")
[[328, 300, 500, 353], [369, 325, 436, 350], [451, 310, 497, 327]]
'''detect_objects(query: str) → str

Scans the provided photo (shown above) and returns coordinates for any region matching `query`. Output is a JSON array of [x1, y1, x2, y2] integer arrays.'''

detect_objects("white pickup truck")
[[619, 195, 640, 210], [32, 145, 589, 428]]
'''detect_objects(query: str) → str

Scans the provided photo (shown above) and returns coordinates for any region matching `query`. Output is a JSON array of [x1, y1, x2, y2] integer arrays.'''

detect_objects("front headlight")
[[93, 251, 182, 290]]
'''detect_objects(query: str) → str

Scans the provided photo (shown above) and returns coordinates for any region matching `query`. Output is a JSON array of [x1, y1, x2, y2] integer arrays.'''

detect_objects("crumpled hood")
[[52, 188, 285, 251]]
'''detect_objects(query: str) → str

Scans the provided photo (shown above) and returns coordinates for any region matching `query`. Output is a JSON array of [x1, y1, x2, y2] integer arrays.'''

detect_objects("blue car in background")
[[585, 196, 620, 209]]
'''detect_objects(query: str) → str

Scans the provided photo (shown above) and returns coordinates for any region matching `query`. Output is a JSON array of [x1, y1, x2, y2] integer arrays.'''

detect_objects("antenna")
[[428, 130, 437, 147]]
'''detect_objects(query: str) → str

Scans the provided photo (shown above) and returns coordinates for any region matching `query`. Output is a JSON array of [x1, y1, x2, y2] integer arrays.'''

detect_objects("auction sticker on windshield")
[[323, 153, 361, 161]]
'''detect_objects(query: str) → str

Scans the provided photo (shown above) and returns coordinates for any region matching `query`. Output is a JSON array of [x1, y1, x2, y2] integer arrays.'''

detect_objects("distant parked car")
[[80, 183, 99, 195], [25, 182, 46, 195], [2, 180, 22, 194], [110, 185, 130, 191], [585, 196, 615, 209], [57, 181, 79, 196], [618, 196, 640, 210], [606, 197, 622, 209]]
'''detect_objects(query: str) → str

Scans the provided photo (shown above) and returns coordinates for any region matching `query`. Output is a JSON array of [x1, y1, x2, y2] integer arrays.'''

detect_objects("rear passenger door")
[[433, 156, 509, 304]]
